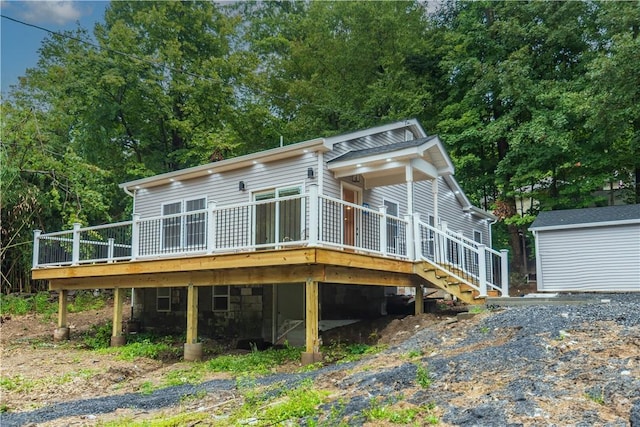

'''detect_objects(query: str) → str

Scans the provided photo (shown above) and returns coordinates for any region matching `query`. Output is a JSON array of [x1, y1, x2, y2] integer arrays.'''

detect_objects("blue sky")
[[1, 0, 108, 95]]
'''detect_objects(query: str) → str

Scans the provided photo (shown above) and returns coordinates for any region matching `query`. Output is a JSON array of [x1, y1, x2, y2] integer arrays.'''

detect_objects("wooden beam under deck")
[[48, 264, 416, 291], [33, 248, 319, 281], [40, 248, 418, 290]]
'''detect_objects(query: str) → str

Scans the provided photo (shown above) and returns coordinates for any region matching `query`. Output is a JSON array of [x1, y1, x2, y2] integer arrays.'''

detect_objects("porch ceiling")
[[327, 136, 454, 188]]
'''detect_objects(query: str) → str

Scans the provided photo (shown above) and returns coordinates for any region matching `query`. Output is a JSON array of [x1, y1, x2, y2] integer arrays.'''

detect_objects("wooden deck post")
[[415, 285, 424, 315], [302, 278, 322, 365], [111, 287, 126, 346], [53, 290, 69, 341], [184, 284, 202, 361]]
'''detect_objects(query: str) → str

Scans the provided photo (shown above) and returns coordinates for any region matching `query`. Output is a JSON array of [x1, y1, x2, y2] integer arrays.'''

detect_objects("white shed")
[[530, 204, 640, 292]]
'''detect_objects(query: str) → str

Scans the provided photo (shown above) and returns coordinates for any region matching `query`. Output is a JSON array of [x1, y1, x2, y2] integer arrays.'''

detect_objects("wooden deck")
[[34, 248, 418, 290]]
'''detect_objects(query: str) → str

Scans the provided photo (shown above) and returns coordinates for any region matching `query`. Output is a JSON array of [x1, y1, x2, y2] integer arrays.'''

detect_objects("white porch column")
[[432, 178, 439, 226], [500, 249, 510, 297], [405, 165, 414, 214], [478, 244, 488, 297], [379, 205, 388, 256], [404, 214, 415, 261], [71, 223, 81, 265], [207, 201, 217, 254], [308, 183, 319, 246], [32, 230, 42, 268], [131, 214, 140, 260]]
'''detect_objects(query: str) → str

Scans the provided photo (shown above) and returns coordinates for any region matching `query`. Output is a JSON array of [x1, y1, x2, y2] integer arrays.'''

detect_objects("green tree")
[[433, 1, 605, 273], [240, 1, 436, 143]]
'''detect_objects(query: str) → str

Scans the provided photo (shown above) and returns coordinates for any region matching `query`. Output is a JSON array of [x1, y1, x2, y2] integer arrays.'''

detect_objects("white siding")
[[135, 153, 319, 217], [537, 224, 640, 292]]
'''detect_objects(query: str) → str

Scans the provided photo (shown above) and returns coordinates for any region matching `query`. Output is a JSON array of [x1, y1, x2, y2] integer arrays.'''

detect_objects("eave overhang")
[[120, 138, 330, 191], [327, 136, 455, 189]]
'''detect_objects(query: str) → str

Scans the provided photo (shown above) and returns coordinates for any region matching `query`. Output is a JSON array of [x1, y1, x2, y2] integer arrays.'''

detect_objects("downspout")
[[488, 218, 496, 248]]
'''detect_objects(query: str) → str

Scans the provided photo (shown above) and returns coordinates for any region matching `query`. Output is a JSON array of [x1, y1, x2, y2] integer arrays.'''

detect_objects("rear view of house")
[[530, 204, 640, 292], [32, 119, 509, 362]]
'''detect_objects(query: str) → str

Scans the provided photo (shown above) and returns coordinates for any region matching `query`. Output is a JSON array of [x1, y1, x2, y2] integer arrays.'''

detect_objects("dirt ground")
[[1, 297, 638, 426], [0, 299, 442, 415]]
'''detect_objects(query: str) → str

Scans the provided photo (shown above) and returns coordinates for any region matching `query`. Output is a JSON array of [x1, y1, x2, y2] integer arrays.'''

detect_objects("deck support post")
[[111, 287, 126, 347], [184, 284, 202, 361], [415, 285, 424, 315], [302, 278, 322, 365], [53, 289, 69, 341]]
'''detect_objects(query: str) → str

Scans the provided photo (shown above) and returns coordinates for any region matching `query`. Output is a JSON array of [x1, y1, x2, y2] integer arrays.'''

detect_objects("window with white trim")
[[473, 230, 483, 245], [157, 288, 171, 312], [213, 285, 230, 312], [254, 186, 302, 245], [161, 197, 206, 250]]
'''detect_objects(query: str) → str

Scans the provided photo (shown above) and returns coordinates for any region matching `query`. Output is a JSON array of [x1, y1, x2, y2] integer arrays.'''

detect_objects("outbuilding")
[[530, 204, 640, 292]]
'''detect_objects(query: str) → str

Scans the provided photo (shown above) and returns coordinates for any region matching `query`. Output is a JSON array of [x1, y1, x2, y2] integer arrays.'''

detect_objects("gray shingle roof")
[[530, 204, 640, 230], [328, 136, 438, 163]]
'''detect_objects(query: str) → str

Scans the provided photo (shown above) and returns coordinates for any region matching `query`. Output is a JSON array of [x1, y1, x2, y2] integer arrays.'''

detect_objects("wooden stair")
[[415, 262, 493, 305]]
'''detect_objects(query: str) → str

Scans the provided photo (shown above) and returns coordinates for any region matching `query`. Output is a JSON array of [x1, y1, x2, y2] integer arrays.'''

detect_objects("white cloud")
[[19, 1, 83, 26]]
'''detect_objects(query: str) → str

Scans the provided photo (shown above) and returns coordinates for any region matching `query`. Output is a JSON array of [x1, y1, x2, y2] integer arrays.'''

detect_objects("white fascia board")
[[324, 119, 424, 147], [332, 160, 408, 179], [120, 138, 329, 190], [328, 146, 419, 172], [467, 205, 498, 221], [529, 218, 640, 232]]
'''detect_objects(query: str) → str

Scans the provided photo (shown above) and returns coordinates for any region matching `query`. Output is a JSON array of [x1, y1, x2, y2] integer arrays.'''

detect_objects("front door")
[[342, 186, 361, 248]]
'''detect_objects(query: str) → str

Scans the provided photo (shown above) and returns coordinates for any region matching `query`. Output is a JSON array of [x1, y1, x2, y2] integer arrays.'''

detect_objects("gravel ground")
[[2, 293, 639, 426]]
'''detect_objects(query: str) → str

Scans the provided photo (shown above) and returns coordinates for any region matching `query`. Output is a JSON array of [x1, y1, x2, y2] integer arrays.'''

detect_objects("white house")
[[33, 119, 508, 361], [530, 204, 640, 292]]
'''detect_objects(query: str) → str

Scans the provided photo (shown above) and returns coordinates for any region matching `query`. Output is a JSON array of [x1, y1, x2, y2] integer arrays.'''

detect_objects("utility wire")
[[0, 14, 220, 83]]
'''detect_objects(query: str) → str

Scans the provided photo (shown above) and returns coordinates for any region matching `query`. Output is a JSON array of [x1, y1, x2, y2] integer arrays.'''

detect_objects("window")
[[213, 285, 229, 311], [473, 230, 483, 245], [162, 202, 182, 249], [185, 198, 206, 247], [254, 186, 302, 245], [157, 288, 171, 312], [161, 197, 206, 250]]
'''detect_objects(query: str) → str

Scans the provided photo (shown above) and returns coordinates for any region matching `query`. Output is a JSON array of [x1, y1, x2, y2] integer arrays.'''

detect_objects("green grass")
[[0, 291, 107, 318], [322, 342, 388, 364], [68, 291, 106, 312], [364, 399, 438, 425], [416, 364, 431, 389], [101, 412, 209, 427], [0, 292, 56, 317], [206, 345, 302, 375]]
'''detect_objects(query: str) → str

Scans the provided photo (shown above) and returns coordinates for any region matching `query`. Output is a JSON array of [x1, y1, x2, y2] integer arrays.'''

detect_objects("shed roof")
[[530, 204, 640, 231]]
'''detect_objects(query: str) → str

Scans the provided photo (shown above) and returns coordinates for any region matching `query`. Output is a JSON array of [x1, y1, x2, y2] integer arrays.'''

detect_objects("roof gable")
[[530, 204, 640, 231]]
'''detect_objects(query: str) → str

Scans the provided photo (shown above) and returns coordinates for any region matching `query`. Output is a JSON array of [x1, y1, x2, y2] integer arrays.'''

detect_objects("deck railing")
[[32, 187, 507, 296], [416, 218, 508, 297]]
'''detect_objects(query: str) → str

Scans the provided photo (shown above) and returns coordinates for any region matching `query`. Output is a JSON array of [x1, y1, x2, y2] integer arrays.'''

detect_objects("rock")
[[630, 400, 640, 427]]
